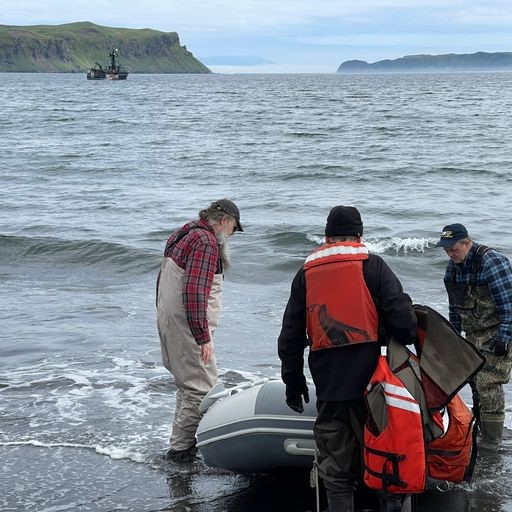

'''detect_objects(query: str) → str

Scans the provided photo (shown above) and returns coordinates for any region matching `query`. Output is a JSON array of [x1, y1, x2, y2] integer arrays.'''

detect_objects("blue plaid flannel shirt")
[[444, 243, 512, 345]]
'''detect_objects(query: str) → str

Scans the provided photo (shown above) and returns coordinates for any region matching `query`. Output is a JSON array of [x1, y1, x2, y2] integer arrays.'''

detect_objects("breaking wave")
[[306, 233, 437, 255]]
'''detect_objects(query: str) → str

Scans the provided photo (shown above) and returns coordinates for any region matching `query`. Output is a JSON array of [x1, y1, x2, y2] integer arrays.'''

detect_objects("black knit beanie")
[[325, 206, 363, 237]]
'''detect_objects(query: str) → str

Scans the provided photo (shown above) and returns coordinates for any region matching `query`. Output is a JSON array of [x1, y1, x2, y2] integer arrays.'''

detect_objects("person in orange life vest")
[[278, 206, 417, 512]]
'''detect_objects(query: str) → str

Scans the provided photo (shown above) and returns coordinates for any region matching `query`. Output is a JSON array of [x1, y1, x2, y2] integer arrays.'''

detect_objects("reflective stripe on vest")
[[305, 242, 369, 265], [382, 382, 421, 414], [304, 242, 378, 351]]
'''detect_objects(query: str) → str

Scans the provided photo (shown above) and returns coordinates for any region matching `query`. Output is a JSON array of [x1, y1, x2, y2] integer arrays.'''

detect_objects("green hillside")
[[0, 21, 211, 73]]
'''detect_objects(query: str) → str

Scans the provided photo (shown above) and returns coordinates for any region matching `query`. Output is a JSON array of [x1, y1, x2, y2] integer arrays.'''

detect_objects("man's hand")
[[200, 341, 214, 364], [285, 380, 310, 414], [494, 340, 508, 357]]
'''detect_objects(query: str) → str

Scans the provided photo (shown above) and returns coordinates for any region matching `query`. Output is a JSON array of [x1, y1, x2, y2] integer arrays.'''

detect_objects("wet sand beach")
[[3, 439, 511, 511]]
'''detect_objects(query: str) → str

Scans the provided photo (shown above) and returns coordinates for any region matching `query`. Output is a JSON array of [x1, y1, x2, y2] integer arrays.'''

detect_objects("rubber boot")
[[327, 493, 354, 512], [401, 496, 412, 512], [480, 415, 504, 451], [381, 494, 410, 512]]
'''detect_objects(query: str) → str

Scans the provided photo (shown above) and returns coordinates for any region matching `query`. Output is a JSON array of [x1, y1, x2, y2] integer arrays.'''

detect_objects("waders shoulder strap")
[[470, 244, 490, 288], [157, 226, 223, 304], [157, 227, 205, 306]]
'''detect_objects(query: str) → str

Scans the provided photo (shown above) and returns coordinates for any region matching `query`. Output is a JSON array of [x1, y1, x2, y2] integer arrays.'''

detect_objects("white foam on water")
[[94, 444, 147, 463], [0, 356, 172, 451], [112, 356, 145, 369], [0, 439, 151, 465], [306, 233, 324, 245], [60, 372, 92, 387], [0, 439, 89, 449], [365, 237, 437, 254], [54, 395, 87, 425], [306, 233, 438, 254], [97, 379, 154, 418]]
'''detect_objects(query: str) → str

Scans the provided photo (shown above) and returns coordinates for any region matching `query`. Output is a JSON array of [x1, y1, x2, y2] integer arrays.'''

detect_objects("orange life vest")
[[364, 306, 481, 494], [427, 394, 475, 482], [304, 242, 378, 351], [364, 351, 427, 493]]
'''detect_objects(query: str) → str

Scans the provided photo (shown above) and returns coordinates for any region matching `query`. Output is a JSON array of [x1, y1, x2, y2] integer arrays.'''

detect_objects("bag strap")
[[364, 447, 408, 490], [470, 244, 490, 288], [164, 227, 201, 255], [464, 417, 478, 481]]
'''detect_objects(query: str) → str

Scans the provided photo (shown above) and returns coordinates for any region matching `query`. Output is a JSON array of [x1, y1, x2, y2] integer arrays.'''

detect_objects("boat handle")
[[284, 439, 317, 456]]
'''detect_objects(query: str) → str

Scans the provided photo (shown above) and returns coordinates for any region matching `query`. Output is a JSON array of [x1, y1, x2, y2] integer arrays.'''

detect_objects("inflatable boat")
[[196, 379, 317, 473], [196, 306, 485, 475]]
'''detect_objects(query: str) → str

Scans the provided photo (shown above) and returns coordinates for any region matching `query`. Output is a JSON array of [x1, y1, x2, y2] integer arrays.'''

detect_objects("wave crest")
[[0, 234, 159, 273], [366, 237, 438, 254], [306, 234, 437, 254]]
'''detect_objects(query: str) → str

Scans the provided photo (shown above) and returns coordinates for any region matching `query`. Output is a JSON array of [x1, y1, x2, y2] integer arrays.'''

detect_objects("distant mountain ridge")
[[338, 51, 512, 73], [0, 21, 211, 73]]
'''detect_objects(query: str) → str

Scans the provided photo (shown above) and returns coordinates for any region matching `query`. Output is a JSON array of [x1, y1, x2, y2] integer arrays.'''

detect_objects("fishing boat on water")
[[86, 49, 129, 80]]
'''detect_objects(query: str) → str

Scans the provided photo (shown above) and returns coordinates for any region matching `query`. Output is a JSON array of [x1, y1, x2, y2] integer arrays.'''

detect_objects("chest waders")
[[446, 245, 511, 448], [156, 226, 223, 451]]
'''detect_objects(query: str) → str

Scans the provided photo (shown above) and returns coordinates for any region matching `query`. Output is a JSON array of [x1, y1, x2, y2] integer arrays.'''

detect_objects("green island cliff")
[[0, 21, 211, 73], [338, 52, 512, 73]]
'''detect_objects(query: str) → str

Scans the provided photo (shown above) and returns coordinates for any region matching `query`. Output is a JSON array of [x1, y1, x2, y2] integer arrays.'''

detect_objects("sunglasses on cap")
[[212, 202, 241, 232]]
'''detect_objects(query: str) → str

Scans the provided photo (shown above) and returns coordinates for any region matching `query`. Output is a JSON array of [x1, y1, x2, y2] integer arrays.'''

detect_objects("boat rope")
[[309, 449, 320, 512]]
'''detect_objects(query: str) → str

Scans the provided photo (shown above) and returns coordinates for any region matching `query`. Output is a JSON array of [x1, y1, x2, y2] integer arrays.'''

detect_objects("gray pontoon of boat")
[[196, 379, 317, 473]]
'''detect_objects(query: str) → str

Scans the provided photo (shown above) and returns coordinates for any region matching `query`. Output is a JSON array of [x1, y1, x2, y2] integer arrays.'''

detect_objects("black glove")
[[285, 380, 310, 414], [494, 340, 508, 357]]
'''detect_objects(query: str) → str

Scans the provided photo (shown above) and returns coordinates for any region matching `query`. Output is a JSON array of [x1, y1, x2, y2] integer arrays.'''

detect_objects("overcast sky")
[[3, 1, 512, 72]]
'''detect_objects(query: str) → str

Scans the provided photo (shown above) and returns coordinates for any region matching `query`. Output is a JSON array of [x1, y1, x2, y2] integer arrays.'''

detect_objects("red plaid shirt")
[[163, 219, 220, 345]]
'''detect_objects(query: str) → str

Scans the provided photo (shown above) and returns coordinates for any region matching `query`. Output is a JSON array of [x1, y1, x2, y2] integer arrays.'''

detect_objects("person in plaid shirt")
[[437, 223, 512, 450], [157, 199, 243, 461]]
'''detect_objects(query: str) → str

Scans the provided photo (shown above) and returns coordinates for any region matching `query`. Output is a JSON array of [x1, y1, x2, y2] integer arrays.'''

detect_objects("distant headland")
[[0, 21, 211, 73], [337, 51, 512, 73]]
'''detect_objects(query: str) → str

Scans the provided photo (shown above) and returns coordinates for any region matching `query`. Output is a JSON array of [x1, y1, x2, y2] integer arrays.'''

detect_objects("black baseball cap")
[[436, 223, 469, 248], [211, 199, 243, 232]]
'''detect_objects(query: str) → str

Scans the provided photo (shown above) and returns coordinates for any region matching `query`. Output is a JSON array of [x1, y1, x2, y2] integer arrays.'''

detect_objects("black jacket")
[[278, 253, 417, 401]]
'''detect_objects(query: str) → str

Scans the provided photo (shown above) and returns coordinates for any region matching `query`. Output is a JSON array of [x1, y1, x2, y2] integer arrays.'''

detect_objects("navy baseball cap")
[[436, 223, 469, 248]]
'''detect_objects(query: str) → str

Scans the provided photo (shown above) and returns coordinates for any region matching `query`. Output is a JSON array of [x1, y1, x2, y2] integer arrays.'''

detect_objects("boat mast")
[[109, 49, 119, 71]]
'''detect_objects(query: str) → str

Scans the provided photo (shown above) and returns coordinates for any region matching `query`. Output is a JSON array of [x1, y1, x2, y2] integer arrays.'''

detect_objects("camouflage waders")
[[447, 280, 512, 447]]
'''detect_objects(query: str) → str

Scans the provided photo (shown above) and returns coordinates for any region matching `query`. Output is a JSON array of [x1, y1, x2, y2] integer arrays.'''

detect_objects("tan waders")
[[157, 257, 222, 451]]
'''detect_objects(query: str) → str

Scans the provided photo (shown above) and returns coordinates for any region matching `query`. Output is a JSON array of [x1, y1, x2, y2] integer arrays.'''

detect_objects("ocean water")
[[1, 72, 512, 511]]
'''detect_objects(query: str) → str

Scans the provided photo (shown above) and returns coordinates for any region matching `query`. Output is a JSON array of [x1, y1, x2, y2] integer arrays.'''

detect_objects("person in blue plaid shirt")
[[437, 223, 512, 450]]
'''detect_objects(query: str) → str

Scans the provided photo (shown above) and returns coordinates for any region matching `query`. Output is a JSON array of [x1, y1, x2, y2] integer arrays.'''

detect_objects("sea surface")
[[1, 71, 512, 511]]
